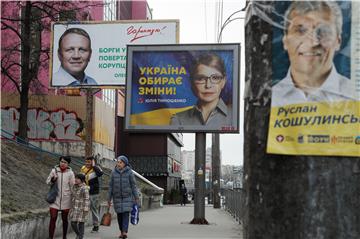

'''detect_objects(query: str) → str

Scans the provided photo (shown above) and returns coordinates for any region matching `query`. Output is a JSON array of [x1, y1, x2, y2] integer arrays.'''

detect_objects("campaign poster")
[[267, 1, 360, 156], [125, 44, 240, 133], [49, 20, 178, 88]]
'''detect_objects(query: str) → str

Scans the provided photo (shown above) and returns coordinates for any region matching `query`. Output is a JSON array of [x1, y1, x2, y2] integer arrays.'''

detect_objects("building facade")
[[1, 0, 183, 202], [1, 1, 116, 159]]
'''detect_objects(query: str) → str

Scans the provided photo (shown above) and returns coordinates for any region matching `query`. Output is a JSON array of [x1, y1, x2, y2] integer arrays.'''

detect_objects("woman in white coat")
[[46, 156, 75, 239]]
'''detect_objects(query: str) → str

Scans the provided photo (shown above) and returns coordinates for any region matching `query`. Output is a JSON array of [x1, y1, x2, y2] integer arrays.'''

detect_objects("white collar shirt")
[[53, 66, 97, 86], [271, 66, 358, 107]]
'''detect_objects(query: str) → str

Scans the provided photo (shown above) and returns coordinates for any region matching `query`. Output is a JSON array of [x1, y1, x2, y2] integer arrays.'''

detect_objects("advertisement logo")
[[276, 135, 284, 142], [308, 135, 330, 143], [355, 136, 360, 145], [331, 136, 354, 144], [298, 134, 304, 143], [285, 136, 295, 142]]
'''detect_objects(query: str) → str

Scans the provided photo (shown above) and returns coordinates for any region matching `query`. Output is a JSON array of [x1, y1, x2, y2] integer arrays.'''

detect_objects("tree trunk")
[[18, 2, 32, 141], [243, 1, 360, 239]]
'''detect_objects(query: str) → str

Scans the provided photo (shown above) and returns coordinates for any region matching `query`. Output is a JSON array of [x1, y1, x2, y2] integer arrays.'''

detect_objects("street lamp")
[[216, 0, 250, 43], [217, 10, 245, 43], [212, 6, 246, 208]]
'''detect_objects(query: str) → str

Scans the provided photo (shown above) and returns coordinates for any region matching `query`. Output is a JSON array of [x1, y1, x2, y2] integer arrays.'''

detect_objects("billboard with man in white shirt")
[[267, 1, 360, 156], [50, 20, 179, 88]]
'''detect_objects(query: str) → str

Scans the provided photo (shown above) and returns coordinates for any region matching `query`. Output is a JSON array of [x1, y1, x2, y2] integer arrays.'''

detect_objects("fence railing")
[[222, 188, 245, 223], [1, 129, 108, 175]]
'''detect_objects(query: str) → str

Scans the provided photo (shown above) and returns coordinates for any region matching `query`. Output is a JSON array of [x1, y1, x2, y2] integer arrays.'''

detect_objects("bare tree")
[[1, 1, 104, 141]]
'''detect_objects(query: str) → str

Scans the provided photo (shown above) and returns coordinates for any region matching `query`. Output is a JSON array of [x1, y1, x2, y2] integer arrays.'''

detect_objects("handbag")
[[45, 182, 58, 204], [100, 207, 112, 226], [130, 203, 139, 225]]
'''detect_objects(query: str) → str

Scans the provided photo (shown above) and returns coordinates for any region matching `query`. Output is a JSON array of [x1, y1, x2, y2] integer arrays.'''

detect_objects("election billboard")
[[124, 44, 240, 133], [49, 20, 178, 88], [267, 1, 360, 156]]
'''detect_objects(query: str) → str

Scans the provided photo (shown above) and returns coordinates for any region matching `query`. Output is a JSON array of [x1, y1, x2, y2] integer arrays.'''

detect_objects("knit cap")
[[116, 155, 129, 166]]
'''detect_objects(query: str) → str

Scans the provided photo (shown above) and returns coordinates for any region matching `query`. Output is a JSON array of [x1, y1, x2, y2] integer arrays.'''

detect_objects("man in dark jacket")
[[81, 156, 103, 232]]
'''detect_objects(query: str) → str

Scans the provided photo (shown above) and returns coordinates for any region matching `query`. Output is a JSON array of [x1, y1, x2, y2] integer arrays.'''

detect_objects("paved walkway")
[[58, 205, 243, 239]]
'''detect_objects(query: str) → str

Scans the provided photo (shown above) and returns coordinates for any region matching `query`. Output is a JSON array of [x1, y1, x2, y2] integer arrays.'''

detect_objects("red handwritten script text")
[[127, 25, 167, 42]]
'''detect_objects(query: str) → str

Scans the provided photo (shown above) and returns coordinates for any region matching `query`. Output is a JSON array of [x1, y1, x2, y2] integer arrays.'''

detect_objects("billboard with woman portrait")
[[124, 44, 240, 133]]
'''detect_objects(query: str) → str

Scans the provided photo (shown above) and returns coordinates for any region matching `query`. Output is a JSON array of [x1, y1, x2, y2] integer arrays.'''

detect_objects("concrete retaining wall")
[[1, 212, 50, 239]]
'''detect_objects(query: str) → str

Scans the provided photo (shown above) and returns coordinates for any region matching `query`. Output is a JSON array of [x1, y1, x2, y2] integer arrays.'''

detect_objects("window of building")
[[103, 0, 117, 21], [102, 89, 115, 109]]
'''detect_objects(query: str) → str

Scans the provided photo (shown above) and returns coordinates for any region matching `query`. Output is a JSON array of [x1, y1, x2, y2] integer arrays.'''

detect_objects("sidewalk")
[[57, 204, 243, 239]]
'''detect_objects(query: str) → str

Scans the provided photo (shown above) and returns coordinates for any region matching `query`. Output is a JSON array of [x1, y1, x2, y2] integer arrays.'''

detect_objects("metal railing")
[[222, 188, 245, 223], [1, 129, 106, 175]]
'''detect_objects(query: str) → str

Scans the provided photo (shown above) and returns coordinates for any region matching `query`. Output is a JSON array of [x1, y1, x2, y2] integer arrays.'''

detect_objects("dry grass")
[[1, 139, 110, 223]]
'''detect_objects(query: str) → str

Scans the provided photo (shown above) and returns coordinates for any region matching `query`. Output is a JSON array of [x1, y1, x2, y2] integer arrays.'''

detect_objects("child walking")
[[70, 173, 90, 239]]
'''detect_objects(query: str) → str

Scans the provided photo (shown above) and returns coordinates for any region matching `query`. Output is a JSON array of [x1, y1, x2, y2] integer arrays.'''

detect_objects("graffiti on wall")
[[1, 107, 84, 141]]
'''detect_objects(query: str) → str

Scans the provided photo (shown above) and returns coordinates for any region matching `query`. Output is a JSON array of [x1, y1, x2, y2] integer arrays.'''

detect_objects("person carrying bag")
[[108, 155, 139, 239], [46, 156, 75, 239]]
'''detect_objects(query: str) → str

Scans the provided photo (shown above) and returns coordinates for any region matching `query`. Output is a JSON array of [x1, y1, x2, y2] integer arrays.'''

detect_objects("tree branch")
[[1, 17, 23, 22], [1, 21, 23, 41], [1, 65, 21, 93]]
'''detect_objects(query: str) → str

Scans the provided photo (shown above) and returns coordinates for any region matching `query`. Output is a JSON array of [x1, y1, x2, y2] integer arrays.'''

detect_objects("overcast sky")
[[147, 0, 246, 166]]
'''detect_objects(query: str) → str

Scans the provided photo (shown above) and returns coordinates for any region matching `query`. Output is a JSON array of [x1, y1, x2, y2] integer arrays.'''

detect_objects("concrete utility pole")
[[244, 2, 360, 239], [191, 133, 208, 224], [85, 89, 94, 157], [211, 133, 221, 208]]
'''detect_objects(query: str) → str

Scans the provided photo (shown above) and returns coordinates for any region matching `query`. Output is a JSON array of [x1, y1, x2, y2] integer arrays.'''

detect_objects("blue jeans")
[[117, 212, 130, 233]]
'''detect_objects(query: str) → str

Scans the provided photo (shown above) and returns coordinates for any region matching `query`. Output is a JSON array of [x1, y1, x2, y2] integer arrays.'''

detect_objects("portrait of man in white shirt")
[[52, 28, 97, 86], [272, 1, 357, 107]]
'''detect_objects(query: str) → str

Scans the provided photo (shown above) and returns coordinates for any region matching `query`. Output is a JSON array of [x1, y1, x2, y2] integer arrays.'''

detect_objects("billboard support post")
[[85, 89, 94, 157], [191, 132, 209, 224], [212, 133, 221, 209]]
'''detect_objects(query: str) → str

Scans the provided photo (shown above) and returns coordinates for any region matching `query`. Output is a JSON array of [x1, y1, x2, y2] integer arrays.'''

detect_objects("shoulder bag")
[[45, 181, 58, 204], [45, 168, 59, 204]]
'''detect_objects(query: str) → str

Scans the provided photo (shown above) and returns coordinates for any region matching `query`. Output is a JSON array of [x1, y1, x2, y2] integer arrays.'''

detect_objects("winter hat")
[[116, 155, 129, 166], [60, 156, 71, 164], [75, 173, 86, 182]]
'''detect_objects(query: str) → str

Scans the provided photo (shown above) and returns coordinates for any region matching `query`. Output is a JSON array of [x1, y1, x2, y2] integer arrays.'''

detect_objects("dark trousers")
[[181, 195, 187, 205], [117, 212, 130, 233], [71, 221, 85, 239], [49, 208, 70, 239]]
